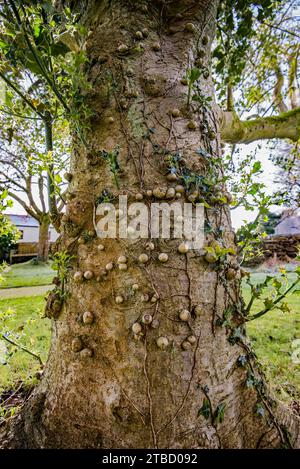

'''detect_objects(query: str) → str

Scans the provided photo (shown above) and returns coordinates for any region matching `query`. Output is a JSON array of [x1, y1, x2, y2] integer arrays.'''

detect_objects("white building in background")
[[7, 214, 59, 243], [274, 209, 300, 236]]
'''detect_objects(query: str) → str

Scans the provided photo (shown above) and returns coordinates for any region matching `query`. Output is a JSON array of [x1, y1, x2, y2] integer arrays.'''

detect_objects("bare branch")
[[288, 46, 300, 109], [264, 21, 300, 39], [0, 170, 27, 192], [0, 187, 39, 220], [0, 155, 27, 180], [220, 107, 300, 144], [25, 175, 42, 216], [57, 189, 67, 212], [274, 64, 288, 113]]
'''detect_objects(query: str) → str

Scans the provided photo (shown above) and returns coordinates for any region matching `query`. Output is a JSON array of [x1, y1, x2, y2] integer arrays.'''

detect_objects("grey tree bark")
[[37, 216, 50, 262]]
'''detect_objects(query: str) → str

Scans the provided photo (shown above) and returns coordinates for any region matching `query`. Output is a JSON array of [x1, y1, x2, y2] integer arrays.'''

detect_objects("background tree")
[[261, 211, 282, 235], [0, 191, 20, 262], [0, 0, 89, 255], [217, 0, 300, 140], [217, 1, 300, 260], [273, 142, 300, 207], [0, 0, 80, 260], [0, 0, 300, 449], [0, 114, 68, 260]]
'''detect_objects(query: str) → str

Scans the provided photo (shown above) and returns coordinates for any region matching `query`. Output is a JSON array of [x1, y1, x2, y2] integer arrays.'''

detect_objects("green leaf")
[[237, 355, 248, 367], [0, 189, 8, 200], [252, 161, 262, 173], [278, 302, 290, 313], [33, 23, 41, 38], [256, 404, 265, 417], [188, 67, 201, 83], [0, 40, 9, 52], [198, 398, 211, 420], [263, 298, 274, 309], [213, 403, 226, 424]]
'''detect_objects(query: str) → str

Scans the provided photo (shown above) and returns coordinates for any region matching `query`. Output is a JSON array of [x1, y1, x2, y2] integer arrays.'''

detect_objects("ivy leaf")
[[237, 355, 248, 367], [213, 403, 226, 425], [229, 327, 244, 345], [0, 40, 9, 52], [204, 222, 213, 234], [256, 403, 265, 418], [272, 279, 282, 290], [198, 398, 211, 420], [263, 298, 274, 309], [188, 67, 201, 84], [33, 23, 41, 38], [246, 372, 255, 388], [278, 302, 290, 313], [196, 148, 210, 158]]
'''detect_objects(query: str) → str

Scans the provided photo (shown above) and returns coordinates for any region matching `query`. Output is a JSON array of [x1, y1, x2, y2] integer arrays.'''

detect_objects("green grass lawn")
[[244, 272, 300, 402], [0, 271, 299, 406], [0, 260, 54, 289], [0, 296, 50, 393]]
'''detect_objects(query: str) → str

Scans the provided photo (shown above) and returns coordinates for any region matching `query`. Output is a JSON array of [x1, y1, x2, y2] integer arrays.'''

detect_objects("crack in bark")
[[143, 331, 157, 448], [157, 331, 201, 445]]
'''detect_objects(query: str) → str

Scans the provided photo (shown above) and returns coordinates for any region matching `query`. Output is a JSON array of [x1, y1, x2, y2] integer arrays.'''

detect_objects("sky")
[[230, 141, 279, 229]]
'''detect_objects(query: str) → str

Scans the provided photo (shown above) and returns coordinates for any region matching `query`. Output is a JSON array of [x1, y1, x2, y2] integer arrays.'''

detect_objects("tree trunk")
[[37, 217, 50, 262], [1, 0, 299, 449]]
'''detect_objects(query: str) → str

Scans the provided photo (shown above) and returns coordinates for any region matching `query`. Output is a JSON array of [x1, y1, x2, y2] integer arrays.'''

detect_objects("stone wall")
[[243, 234, 300, 266], [263, 234, 300, 260]]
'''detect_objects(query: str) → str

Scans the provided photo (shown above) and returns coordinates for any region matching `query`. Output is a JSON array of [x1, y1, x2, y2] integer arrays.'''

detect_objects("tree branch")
[[264, 21, 300, 39], [226, 84, 234, 112], [8, 0, 70, 112], [288, 46, 299, 109], [246, 278, 299, 322], [44, 113, 59, 228], [57, 189, 67, 212], [0, 170, 27, 192], [0, 156, 26, 180], [274, 63, 288, 113], [38, 175, 47, 213], [1, 333, 43, 367], [0, 187, 39, 220], [220, 107, 300, 144], [0, 71, 44, 119], [25, 175, 42, 217]]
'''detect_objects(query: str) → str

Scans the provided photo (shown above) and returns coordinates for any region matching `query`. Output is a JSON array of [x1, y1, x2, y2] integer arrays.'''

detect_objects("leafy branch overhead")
[[215, 1, 300, 143], [0, 0, 91, 140]]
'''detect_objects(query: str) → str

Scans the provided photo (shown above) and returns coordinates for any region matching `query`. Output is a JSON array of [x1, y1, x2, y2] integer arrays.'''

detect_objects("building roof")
[[7, 214, 39, 228], [274, 210, 300, 236]]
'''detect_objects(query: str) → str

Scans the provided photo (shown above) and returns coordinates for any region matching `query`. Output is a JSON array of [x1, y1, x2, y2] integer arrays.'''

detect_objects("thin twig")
[[1, 334, 43, 367]]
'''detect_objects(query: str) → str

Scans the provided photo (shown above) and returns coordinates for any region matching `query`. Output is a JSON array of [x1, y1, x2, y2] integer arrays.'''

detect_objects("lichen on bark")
[[220, 108, 300, 144]]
